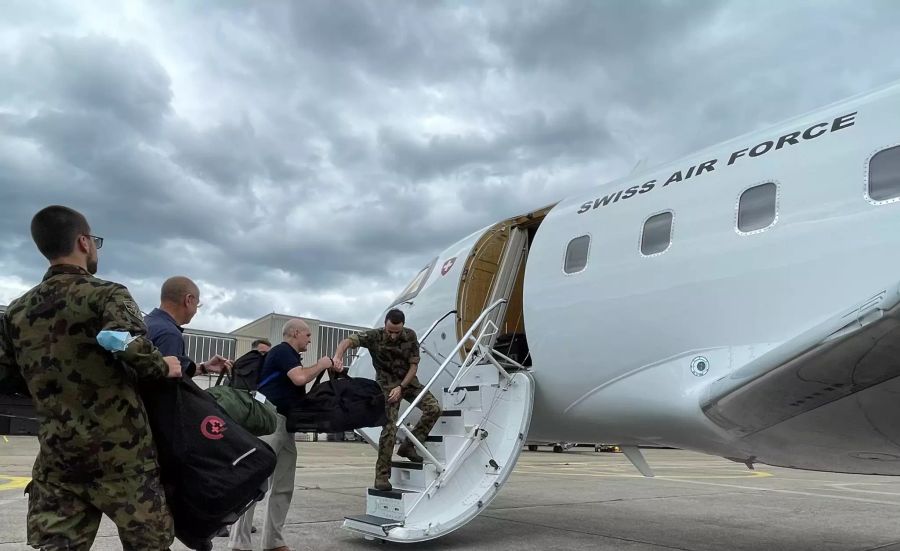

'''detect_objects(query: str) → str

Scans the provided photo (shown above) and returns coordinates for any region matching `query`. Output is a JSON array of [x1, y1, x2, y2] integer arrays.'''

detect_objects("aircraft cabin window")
[[564, 235, 590, 274], [868, 145, 900, 202], [641, 211, 673, 256], [737, 182, 777, 233]]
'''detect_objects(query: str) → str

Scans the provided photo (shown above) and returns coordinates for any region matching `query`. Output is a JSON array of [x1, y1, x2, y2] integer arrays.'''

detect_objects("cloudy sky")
[[1, 1, 899, 332]]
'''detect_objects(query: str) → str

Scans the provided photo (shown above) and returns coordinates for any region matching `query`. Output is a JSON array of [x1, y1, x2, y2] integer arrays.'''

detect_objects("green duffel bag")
[[206, 385, 277, 437]]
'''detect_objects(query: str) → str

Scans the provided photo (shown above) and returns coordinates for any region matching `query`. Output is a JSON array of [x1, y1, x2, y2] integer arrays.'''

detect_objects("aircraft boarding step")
[[343, 299, 535, 543]]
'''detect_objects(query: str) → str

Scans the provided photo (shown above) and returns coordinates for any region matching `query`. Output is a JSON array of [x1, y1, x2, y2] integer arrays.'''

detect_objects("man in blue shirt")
[[145, 276, 231, 377], [230, 318, 337, 551]]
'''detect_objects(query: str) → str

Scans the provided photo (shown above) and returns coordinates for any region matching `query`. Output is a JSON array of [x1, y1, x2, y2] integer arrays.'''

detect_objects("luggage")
[[140, 375, 276, 550], [207, 382, 278, 436], [225, 349, 266, 390], [0, 314, 30, 398], [286, 373, 388, 433], [0, 314, 37, 436]]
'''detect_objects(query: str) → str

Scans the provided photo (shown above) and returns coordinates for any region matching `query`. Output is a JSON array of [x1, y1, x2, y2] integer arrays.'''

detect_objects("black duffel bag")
[[140, 375, 276, 550], [286, 372, 388, 433]]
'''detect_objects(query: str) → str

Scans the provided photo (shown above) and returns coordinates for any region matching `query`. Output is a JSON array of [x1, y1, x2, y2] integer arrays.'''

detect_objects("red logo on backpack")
[[200, 416, 227, 440]]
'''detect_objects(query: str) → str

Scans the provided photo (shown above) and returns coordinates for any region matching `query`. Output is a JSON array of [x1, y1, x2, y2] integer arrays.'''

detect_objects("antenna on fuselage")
[[630, 158, 646, 176]]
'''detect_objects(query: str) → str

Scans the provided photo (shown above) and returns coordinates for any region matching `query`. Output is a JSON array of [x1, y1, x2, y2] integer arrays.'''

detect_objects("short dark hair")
[[251, 338, 271, 349], [30, 206, 91, 261], [385, 308, 405, 325]]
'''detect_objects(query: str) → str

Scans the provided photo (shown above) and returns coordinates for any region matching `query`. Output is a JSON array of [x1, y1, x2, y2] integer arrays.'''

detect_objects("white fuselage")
[[352, 81, 900, 474]]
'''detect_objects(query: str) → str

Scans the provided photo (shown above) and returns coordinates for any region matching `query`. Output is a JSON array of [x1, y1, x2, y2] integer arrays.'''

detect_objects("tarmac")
[[3, 436, 900, 550]]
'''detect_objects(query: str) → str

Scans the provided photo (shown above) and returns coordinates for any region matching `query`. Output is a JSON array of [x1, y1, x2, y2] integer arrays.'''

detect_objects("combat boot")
[[397, 439, 424, 463], [374, 476, 392, 491]]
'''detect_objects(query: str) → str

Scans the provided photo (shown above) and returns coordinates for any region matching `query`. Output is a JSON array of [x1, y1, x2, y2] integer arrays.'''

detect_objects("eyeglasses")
[[187, 294, 203, 309], [85, 235, 103, 249]]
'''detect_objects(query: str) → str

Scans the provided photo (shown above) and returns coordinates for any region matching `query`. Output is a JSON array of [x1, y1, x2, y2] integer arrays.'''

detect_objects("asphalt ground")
[[3, 437, 900, 550]]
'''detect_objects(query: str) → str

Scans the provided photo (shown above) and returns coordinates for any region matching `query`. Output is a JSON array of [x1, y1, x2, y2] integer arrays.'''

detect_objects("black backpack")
[[140, 375, 276, 550], [286, 372, 387, 433], [0, 313, 30, 398], [223, 349, 266, 390]]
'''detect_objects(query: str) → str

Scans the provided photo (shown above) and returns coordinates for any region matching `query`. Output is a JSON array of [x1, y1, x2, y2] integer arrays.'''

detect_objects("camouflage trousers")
[[26, 470, 174, 551], [376, 380, 442, 481]]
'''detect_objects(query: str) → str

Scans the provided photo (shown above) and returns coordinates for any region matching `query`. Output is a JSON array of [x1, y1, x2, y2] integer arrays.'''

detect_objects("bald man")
[[229, 318, 338, 551], [145, 276, 231, 377]]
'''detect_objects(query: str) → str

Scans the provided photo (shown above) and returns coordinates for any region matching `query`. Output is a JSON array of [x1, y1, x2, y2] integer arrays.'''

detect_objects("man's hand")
[[163, 356, 182, 378], [315, 356, 344, 373], [332, 356, 344, 372], [204, 354, 232, 373], [388, 386, 402, 404]]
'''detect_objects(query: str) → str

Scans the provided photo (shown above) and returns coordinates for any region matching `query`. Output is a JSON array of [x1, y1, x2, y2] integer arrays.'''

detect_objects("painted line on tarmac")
[[524, 464, 758, 472], [653, 476, 900, 506], [0, 476, 30, 491], [516, 468, 773, 480], [826, 483, 900, 497]]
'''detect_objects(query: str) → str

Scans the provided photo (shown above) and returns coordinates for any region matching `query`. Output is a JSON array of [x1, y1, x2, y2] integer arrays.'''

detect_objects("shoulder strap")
[[312, 368, 330, 388], [258, 371, 281, 389]]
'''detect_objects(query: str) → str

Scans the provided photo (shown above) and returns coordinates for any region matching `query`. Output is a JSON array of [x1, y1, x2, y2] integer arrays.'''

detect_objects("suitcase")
[[140, 376, 276, 550], [286, 373, 387, 434]]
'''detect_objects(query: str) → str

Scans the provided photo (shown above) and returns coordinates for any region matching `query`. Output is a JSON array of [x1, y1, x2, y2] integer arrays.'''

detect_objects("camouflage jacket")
[[0, 264, 169, 483], [349, 327, 420, 385]]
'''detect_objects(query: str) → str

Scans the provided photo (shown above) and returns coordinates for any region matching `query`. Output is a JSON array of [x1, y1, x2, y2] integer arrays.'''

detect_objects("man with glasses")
[[145, 276, 232, 377], [0, 205, 182, 549]]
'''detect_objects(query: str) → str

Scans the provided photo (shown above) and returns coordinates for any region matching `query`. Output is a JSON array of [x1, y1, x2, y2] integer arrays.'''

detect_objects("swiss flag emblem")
[[441, 257, 456, 276]]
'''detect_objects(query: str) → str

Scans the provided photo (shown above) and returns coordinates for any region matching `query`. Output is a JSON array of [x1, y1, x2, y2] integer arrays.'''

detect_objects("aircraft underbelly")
[[733, 377, 900, 474], [703, 300, 900, 474]]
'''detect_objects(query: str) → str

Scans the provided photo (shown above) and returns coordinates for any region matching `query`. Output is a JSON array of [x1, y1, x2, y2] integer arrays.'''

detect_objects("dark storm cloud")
[[2, 1, 900, 329], [489, 0, 721, 74], [378, 107, 618, 181], [272, 2, 491, 85], [8, 34, 173, 133]]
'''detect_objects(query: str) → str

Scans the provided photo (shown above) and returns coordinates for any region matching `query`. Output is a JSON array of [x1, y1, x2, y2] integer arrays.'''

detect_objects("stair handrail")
[[397, 298, 507, 428], [417, 309, 457, 345]]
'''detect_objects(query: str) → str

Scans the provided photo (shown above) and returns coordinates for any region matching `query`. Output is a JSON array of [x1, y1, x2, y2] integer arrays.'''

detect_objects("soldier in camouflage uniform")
[[333, 309, 441, 490], [0, 206, 181, 550]]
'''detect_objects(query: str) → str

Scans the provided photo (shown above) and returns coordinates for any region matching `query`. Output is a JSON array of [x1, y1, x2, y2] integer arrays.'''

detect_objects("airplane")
[[342, 79, 900, 541], [3, 80, 900, 544]]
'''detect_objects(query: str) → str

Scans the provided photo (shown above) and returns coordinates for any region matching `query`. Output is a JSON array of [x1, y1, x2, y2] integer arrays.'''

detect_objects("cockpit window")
[[391, 258, 437, 306]]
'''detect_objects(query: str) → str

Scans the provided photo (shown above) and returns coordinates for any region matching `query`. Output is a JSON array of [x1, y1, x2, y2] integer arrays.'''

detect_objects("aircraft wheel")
[[528, 445, 538, 451], [553, 444, 563, 453]]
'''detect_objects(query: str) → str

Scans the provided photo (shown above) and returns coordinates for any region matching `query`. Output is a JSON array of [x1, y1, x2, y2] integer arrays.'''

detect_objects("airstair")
[[343, 299, 535, 542]]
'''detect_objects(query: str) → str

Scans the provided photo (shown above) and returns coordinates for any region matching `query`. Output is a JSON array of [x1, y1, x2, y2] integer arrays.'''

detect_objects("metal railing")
[[400, 300, 530, 515], [395, 298, 512, 472], [417, 309, 457, 345], [418, 309, 461, 380]]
